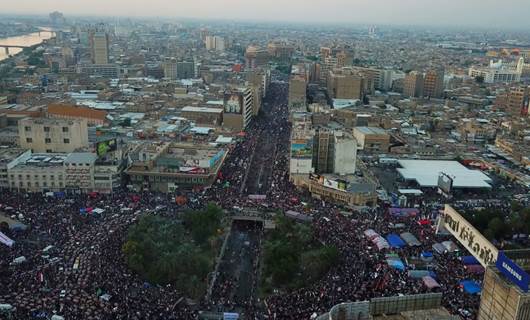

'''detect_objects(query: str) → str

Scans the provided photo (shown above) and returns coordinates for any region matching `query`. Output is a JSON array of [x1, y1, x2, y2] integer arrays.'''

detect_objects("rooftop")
[[355, 126, 388, 135], [397, 160, 492, 189], [182, 106, 223, 114]]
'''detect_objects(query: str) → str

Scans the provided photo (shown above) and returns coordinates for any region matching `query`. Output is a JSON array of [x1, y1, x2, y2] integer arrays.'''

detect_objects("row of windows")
[[25, 126, 69, 133], [26, 138, 70, 144], [11, 181, 63, 188], [11, 174, 62, 180], [131, 175, 206, 184]]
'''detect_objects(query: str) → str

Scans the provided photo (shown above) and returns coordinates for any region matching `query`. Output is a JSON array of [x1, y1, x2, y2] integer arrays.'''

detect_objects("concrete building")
[[18, 117, 89, 153], [478, 250, 530, 320], [177, 61, 195, 79], [222, 88, 254, 131], [353, 126, 390, 152], [205, 35, 225, 51], [495, 86, 529, 116], [312, 128, 358, 175], [77, 64, 119, 78], [320, 56, 338, 86], [469, 58, 524, 84], [90, 31, 109, 65], [267, 41, 294, 61], [47, 103, 107, 126], [181, 106, 223, 126], [64, 152, 97, 192], [163, 58, 178, 79], [245, 46, 269, 70], [423, 69, 445, 98], [403, 71, 424, 98], [288, 75, 307, 110], [0, 148, 31, 189], [327, 69, 363, 100], [126, 142, 227, 192], [8, 153, 68, 192], [308, 173, 377, 207]]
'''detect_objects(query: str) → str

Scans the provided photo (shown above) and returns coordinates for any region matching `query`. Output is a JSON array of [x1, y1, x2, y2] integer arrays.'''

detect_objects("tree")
[[475, 75, 485, 84]]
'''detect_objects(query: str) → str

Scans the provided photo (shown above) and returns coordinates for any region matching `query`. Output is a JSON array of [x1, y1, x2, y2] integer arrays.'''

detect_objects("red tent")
[[418, 219, 431, 226], [89, 192, 98, 198], [131, 195, 141, 202]]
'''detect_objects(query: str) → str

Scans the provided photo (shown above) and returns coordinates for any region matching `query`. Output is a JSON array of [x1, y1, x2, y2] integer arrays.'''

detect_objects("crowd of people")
[[1, 81, 527, 320]]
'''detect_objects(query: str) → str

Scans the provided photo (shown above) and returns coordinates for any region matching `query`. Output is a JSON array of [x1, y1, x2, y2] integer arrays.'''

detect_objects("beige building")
[[308, 174, 377, 207], [423, 69, 445, 98], [90, 31, 109, 65], [353, 126, 390, 152], [18, 117, 89, 153], [8, 153, 67, 192], [288, 75, 307, 109], [181, 106, 223, 126], [222, 88, 254, 132], [327, 69, 363, 100], [403, 71, 424, 98], [478, 250, 530, 320]]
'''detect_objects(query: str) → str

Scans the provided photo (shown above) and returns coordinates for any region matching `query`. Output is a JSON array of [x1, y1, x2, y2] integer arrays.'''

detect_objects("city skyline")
[[3, 0, 530, 29]]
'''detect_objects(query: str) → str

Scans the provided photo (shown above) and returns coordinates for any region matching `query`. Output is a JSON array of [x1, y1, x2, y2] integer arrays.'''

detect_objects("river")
[[0, 30, 55, 61]]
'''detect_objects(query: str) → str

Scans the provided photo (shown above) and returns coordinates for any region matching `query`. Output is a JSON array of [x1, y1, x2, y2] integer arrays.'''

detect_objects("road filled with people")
[[1, 81, 524, 320]]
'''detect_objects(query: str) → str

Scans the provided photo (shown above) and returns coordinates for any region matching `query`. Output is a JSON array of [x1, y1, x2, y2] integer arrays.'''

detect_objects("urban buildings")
[[126, 142, 227, 192], [90, 31, 109, 65], [18, 117, 89, 153], [353, 126, 390, 152], [222, 88, 254, 131], [423, 68, 445, 98], [288, 66, 308, 110], [403, 71, 424, 98], [468, 58, 524, 84], [327, 68, 363, 100]]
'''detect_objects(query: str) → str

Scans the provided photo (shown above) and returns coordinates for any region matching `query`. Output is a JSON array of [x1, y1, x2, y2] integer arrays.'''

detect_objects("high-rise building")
[[423, 69, 445, 98], [177, 61, 195, 79], [320, 47, 332, 60], [496, 86, 530, 116], [245, 46, 269, 69], [288, 70, 307, 110], [205, 35, 225, 51], [403, 71, 424, 98], [320, 57, 338, 86], [90, 31, 109, 65], [312, 128, 357, 175], [222, 88, 254, 131], [327, 68, 363, 100], [478, 250, 530, 320], [163, 58, 177, 79]]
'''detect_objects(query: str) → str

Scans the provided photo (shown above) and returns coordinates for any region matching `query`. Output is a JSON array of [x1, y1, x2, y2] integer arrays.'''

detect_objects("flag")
[[0, 231, 14, 247]]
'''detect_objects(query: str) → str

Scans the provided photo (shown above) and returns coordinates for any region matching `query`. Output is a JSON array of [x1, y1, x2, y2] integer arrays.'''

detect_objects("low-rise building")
[[126, 142, 227, 192], [18, 117, 89, 153], [307, 173, 377, 207], [181, 106, 223, 126], [353, 126, 390, 152]]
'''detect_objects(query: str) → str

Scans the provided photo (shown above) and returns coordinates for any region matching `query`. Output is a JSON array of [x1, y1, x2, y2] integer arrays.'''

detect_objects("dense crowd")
[[1, 81, 527, 320]]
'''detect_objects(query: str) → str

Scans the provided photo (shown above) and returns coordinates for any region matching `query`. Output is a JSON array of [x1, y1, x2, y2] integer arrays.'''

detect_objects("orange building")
[[47, 103, 108, 125]]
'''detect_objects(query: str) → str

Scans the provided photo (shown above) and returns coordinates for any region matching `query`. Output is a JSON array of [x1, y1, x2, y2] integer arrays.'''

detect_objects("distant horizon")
[[2, 0, 530, 30], [3, 11, 530, 33]]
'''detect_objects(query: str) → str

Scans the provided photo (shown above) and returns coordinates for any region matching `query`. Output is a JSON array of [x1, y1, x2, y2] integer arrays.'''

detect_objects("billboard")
[[224, 93, 243, 114], [291, 139, 313, 158], [96, 139, 117, 157], [496, 251, 530, 292], [437, 172, 454, 194], [437, 205, 498, 267]]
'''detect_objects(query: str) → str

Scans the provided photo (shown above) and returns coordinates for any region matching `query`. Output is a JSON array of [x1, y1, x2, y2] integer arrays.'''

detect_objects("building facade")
[[18, 117, 89, 153]]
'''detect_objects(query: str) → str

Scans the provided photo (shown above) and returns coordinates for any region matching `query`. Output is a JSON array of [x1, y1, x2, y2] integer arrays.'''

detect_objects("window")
[[64, 138, 70, 144], [62, 127, 69, 133], [45, 138, 51, 144], [24, 126, 31, 132], [46, 149, 52, 153], [44, 127, 50, 132], [26, 138, 33, 143]]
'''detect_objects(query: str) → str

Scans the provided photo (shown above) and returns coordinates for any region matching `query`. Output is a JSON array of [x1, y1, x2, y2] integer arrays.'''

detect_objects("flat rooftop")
[[355, 126, 387, 135], [14, 154, 68, 168], [0, 147, 27, 164], [397, 160, 492, 189], [182, 106, 223, 114]]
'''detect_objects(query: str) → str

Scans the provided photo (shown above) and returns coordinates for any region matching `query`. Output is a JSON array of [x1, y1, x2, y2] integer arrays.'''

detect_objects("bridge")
[[0, 45, 32, 55]]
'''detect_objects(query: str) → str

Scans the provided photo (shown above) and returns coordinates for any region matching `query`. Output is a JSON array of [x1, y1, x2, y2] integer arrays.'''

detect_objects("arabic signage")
[[496, 251, 530, 292], [439, 205, 498, 267]]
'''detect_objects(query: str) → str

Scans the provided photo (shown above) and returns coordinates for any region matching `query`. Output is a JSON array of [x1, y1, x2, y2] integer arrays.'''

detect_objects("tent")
[[432, 243, 447, 254], [460, 256, 480, 265], [386, 234, 406, 248], [0, 231, 14, 247], [364, 229, 379, 240], [421, 251, 434, 262], [373, 236, 390, 250], [422, 276, 440, 289], [460, 280, 481, 294], [93, 208, 105, 214], [465, 265, 485, 274], [408, 270, 432, 279], [418, 219, 431, 226], [386, 254, 406, 271], [400, 232, 422, 246], [389, 208, 419, 217], [441, 240, 459, 253]]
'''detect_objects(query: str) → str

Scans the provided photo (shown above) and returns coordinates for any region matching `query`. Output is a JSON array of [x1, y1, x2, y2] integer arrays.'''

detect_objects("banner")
[[0, 231, 14, 247], [496, 251, 530, 292]]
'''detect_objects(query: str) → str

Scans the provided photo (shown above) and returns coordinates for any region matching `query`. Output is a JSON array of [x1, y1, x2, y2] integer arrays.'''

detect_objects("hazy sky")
[[3, 0, 530, 28]]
